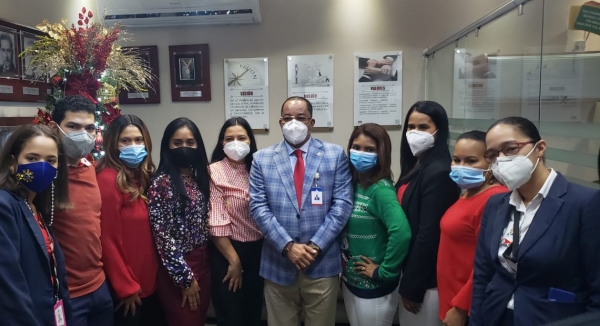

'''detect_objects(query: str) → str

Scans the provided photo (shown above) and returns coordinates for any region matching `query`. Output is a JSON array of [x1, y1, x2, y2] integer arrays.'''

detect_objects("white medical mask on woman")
[[282, 120, 308, 145], [406, 130, 438, 156], [223, 140, 250, 162], [491, 142, 540, 190]]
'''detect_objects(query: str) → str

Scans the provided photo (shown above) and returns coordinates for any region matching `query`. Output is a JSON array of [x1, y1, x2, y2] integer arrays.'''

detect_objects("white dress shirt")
[[498, 169, 557, 309]]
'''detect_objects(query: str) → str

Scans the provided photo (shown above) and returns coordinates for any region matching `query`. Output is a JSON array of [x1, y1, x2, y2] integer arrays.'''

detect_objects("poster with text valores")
[[353, 51, 402, 126]]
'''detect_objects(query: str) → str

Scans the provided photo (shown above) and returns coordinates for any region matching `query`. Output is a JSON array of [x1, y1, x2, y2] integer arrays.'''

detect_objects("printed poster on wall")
[[520, 54, 583, 122], [353, 51, 402, 126], [287, 54, 334, 128], [452, 49, 500, 119], [224, 57, 269, 129]]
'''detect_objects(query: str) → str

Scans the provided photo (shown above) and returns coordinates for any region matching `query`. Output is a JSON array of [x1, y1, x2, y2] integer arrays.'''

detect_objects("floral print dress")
[[148, 173, 208, 289]]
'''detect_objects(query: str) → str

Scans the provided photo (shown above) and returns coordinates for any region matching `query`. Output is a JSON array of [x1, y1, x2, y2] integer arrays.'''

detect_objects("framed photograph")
[[21, 32, 39, 80], [0, 26, 20, 79], [118, 45, 161, 104], [169, 44, 211, 102]]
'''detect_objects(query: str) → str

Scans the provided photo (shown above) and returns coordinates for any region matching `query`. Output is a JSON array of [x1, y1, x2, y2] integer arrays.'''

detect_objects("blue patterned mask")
[[449, 165, 486, 189], [16, 161, 57, 193], [119, 145, 147, 168], [349, 149, 378, 173]]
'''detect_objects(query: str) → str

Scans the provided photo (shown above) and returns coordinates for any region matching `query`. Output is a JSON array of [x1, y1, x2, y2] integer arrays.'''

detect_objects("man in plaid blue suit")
[[250, 97, 353, 326]]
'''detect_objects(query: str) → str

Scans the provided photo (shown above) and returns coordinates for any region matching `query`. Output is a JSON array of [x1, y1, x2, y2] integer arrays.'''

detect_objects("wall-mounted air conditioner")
[[97, 0, 262, 28]]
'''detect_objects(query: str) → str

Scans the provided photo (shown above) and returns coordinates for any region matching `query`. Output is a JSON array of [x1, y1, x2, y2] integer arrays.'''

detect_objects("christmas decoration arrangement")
[[23, 7, 155, 159]]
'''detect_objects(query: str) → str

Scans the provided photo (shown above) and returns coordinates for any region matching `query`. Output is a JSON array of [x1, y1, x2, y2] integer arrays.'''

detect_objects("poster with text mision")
[[287, 54, 334, 128], [353, 51, 402, 126], [224, 57, 269, 129]]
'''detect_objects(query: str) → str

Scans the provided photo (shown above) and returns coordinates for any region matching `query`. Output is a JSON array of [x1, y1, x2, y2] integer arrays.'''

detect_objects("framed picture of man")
[[0, 26, 20, 79], [169, 44, 211, 102], [21, 32, 38, 80], [118, 45, 161, 104]]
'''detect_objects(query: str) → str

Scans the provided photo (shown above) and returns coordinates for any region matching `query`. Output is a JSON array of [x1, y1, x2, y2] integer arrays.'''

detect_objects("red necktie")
[[293, 149, 305, 209]]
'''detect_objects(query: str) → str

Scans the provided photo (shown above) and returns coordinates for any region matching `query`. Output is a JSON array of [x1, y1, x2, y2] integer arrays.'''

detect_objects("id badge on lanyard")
[[38, 214, 65, 326], [54, 300, 66, 326]]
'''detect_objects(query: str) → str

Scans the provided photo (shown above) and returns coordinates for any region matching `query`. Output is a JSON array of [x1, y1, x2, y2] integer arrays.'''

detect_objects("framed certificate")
[[118, 46, 161, 104], [169, 44, 211, 102]]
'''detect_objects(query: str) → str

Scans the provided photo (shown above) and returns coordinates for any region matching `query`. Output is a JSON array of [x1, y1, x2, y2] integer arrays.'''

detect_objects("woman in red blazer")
[[436, 130, 507, 326], [96, 114, 165, 325]]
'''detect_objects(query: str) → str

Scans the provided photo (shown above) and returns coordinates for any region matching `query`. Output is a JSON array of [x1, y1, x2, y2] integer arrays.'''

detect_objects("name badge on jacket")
[[311, 187, 323, 206]]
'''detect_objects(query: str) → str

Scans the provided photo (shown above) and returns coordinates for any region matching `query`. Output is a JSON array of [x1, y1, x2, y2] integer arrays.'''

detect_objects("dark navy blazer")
[[470, 173, 600, 325], [0, 189, 71, 325]]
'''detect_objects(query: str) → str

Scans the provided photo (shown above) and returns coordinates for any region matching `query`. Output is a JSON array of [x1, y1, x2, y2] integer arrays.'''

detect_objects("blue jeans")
[[70, 281, 114, 326]]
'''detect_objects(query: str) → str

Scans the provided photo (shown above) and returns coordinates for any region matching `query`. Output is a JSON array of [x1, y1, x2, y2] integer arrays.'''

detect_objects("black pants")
[[210, 239, 264, 326], [113, 291, 167, 326], [500, 309, 514, 326]]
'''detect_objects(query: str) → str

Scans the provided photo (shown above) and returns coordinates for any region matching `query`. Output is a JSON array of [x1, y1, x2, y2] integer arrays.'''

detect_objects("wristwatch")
[[308, 241, 322, 254]]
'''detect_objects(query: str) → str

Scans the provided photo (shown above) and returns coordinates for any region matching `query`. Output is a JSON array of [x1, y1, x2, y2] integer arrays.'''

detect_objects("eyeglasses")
[[484, 141, 536, 163], [281, 115, 311, 123]]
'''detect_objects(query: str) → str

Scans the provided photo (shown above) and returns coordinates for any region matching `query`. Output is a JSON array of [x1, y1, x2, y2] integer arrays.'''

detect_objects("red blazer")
[[97, 167, 159, 299]]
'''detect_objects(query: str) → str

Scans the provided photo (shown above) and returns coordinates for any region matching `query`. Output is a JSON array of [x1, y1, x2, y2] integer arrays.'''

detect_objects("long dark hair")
[[395, 101, 451, 187], [0, 124, 71, 223], [347, 123, 393, 189], [96, 115, 155, 201], [155, 118, 210, 206], [210, 117, 258, 173]]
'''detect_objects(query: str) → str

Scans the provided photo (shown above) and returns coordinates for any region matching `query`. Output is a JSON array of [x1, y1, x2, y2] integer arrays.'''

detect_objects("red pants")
[[156, 245, 211, 326]]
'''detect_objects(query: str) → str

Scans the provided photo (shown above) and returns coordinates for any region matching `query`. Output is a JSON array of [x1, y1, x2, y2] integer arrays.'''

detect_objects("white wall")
[[2, 0, 507, 176]]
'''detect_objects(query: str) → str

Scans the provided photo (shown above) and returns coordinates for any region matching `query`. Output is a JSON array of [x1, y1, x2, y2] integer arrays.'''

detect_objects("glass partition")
[[425, 0, 600, 189]]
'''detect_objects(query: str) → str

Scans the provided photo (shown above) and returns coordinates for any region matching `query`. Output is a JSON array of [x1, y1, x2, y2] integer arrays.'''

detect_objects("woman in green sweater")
[[342, 123, 412, 326]]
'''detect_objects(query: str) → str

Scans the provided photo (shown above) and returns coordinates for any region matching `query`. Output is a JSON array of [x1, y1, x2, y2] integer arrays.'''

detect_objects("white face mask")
[[59, 126, 96, 159], [406, 129, 437, 156], [491, 142, 540, 190], [223, 140, 250, 162], [282, 119, 308, 145]]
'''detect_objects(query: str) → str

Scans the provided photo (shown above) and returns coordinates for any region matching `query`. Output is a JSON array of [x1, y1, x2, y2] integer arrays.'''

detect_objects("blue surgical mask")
[[449, 165, 487, 189], [349, 149, 378, 173], [119, 145, 147, 168], [16, 161, 57, 193]]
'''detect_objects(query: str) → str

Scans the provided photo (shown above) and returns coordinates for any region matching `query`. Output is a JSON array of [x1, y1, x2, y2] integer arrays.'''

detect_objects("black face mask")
[[170, 147, 197, 168]]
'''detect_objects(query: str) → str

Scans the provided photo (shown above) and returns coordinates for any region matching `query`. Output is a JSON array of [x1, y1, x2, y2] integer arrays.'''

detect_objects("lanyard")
[[502, 207, 521, 267], [34, 212, 61, 302]]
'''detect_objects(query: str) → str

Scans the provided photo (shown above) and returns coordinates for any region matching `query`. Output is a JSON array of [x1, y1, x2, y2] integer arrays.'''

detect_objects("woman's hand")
[[443, 307, 468, 326], [223, 260, 243, 292], [181, 280, 200, 311], [401, 296, 422, 314], [353, 255, 379, 278], [116, 291, 142, 317]]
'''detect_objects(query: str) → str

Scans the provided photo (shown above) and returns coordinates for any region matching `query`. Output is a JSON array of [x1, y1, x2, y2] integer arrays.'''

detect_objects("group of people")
[[0, 94, 599, 326]]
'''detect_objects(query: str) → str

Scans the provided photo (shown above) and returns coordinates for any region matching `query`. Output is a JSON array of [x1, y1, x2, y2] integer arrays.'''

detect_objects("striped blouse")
[[208, 158, 262, 242]]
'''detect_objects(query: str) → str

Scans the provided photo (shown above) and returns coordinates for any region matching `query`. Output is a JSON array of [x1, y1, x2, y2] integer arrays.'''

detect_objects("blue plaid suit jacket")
[[249, 138, 353, 285]]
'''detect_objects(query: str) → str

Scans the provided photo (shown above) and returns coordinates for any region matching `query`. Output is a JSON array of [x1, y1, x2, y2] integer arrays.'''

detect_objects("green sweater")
[[342, 179, 411, 298]]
